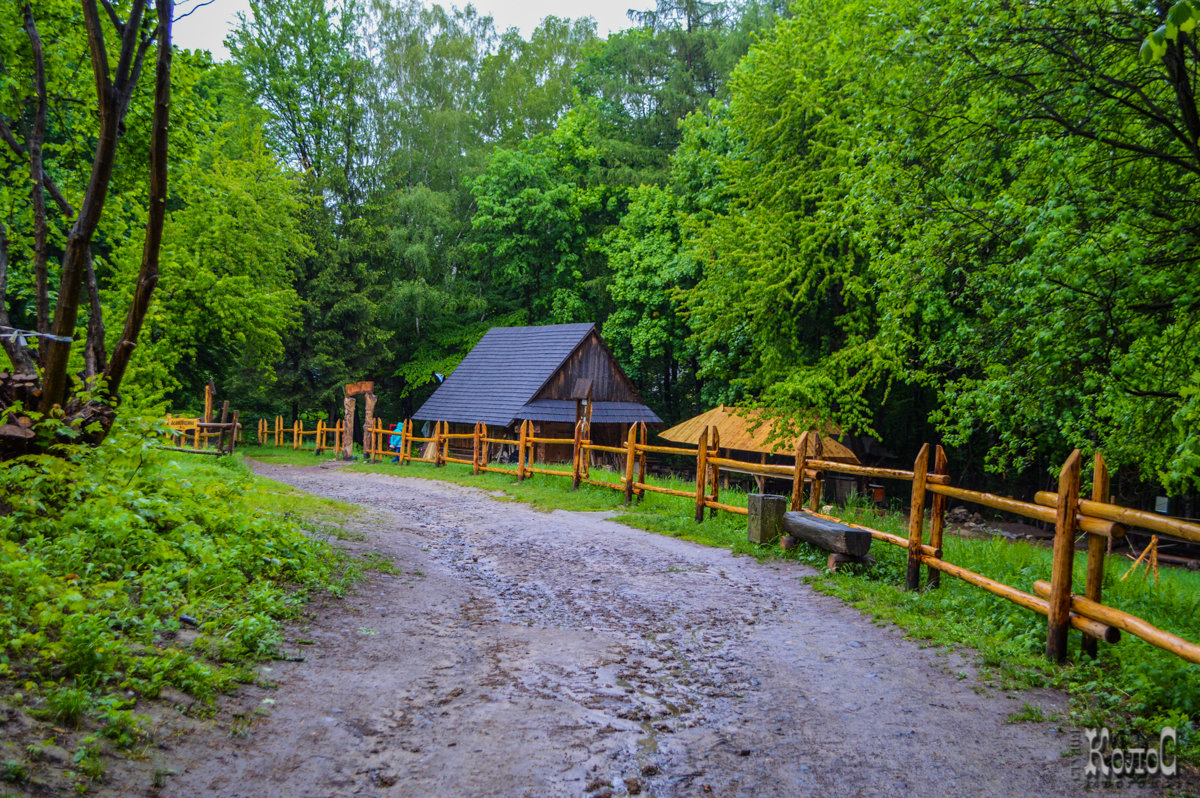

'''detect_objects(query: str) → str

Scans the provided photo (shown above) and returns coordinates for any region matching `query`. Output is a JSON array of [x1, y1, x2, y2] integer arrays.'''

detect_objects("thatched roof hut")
[[659, 405, 858, 463]]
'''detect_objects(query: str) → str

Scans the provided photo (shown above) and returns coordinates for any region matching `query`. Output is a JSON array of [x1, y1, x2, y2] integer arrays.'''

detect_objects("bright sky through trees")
[[173, 0, 638, 58]]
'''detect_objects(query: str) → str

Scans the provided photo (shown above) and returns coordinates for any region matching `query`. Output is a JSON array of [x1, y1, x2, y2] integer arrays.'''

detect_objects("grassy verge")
[[0, 424, 361, 794], [329, 451, 1200, 772]]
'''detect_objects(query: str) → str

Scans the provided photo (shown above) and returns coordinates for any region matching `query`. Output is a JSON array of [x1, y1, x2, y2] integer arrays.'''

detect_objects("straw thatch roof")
[[659, 406, 859, 463]]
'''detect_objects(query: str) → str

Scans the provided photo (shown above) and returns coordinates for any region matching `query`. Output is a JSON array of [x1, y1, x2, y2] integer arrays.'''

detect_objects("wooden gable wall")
[[533, 330, 642, 403]]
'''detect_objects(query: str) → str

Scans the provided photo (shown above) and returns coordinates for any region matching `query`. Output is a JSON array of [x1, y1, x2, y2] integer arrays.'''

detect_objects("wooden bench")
[[747, 494, 874, 570]]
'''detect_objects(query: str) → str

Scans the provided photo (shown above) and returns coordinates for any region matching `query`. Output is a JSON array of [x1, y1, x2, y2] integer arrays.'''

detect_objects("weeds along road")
[[160, 463, 1149, 798]]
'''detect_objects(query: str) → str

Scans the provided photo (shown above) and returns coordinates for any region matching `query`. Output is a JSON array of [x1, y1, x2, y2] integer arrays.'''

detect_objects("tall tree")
[[0, 0, 173, 455]]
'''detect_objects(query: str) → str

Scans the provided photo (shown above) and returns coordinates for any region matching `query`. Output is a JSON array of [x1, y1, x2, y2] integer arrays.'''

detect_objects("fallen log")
[[783, 511, 872, 557]]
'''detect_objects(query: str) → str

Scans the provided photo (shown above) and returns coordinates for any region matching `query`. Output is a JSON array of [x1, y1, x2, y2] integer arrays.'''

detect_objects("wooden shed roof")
[[412, 323, 661, 427], [659, 406, 859, 462]]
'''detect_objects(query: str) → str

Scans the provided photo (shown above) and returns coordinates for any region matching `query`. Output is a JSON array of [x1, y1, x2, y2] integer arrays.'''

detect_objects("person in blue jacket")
[[389, 421, 405, 463]]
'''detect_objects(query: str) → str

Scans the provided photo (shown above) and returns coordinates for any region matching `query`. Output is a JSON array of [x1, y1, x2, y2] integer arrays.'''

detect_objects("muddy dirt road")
[[156, 464, 1124, 797]]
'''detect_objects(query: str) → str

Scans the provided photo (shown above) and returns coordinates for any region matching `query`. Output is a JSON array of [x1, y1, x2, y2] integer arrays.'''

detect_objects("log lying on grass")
[[748, 493, 872, 557], [783, 512, 872, 557]]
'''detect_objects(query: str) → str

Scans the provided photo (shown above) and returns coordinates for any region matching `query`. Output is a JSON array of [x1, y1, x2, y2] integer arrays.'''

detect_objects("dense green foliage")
[[0, 422, 348, 786], [4, 0, 1198, 496]]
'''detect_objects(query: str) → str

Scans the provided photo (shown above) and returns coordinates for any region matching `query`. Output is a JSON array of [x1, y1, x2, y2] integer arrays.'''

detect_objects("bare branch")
[[173, 0, 215, 24], [0, 224, 37, 376], [40, 1, 137, 411], [83, 254, 107, 380], [23, 5, 51, 355], [100, 0, 124, 35], [81, 0, 113, 105], [105, 0, 173, 398], [113, 0, 146, 96]]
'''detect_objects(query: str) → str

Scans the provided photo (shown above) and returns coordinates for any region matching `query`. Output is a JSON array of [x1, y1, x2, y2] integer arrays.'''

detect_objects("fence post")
[[517, 420, 528, 481], [581, 420, 590, 480], [336, 420, 344, 454], [275, 415, 283, 447], [708, 426, 721, 518], [1047, 449, 1083, 663], [1081, 452, 1109, 659], [808, 435, 824, 512], [229, 412, 239, 454], [473, 422, 481, 474], [905, 443, 931, 591], [791, 432, 809, 511], [623, 424, 637, 505], [400, 419, 409, 465], [694, 427, 709, 522], [927, 445, 949, 589], [572, 420, 582, 490], [478, 423, 488, 471], [636, 422, 648, 501]]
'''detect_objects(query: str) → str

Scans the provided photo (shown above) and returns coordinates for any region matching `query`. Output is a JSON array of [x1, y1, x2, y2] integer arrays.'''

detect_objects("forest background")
[[2, 0, 1199, 503]]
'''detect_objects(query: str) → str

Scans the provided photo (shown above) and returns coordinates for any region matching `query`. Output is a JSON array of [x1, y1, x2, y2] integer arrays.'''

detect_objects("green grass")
[[234, 442, 343, 468], [262, 447, 1200, 769], [0, 423, 367, 794]]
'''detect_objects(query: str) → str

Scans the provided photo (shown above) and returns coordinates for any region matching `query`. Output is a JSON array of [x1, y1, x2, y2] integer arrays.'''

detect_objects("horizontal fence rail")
[[240, 412, 1200, 669]]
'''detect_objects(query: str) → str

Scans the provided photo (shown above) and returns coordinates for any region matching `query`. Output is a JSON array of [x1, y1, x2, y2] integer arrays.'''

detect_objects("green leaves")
[[1141, 1, 1196, 63]]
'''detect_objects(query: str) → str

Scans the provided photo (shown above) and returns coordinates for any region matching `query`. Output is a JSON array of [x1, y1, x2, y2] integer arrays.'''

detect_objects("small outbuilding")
[[659, 405, 860, 497], [412, 323, 660, 459], [658, 405, 858, 462]]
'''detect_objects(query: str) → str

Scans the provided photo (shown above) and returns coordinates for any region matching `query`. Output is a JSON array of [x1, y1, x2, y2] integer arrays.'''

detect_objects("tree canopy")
[[3, 0, 1198, 497]]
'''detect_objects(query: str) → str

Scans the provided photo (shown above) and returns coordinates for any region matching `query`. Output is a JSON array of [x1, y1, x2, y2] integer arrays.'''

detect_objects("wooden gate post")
[[1047, 449, 1083, 663], [905, 443, 931, 591], [1081, 452, 1109, 659], [927, 445, 949, 589], [636, 422, 648, 501], [342, 397, 355, 460], [272, 415, 280, 447], [218, 401, 230, 453], [229, 411, 239, 454], [623, 424, 637, 504], [581, 420, 591, 480], [572, 420, 582, 490], [204, 381, 214, 424], [478, 423, 488, 471], [808, 435, 824, 512], [472, 422, 481, 474], [517, 420, 528, 481], [791, 432, 810, 511], [709, 427, 721, 518], [694, 428, 709, 522]]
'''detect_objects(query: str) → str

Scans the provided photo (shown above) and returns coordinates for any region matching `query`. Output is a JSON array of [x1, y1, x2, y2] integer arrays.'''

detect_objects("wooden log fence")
[[374, 417, 1200, 669], [160, 414, 240, 456], [255, 416, 323, 450], [194, 405, 1200, 670]]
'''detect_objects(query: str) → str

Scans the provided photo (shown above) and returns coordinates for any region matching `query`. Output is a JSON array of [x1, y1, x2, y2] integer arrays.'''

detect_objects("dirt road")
[[154, 464, 1125, 797]]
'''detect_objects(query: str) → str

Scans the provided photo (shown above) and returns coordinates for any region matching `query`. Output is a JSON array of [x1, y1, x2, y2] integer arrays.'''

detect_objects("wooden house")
[[412, 323, 660, 460]]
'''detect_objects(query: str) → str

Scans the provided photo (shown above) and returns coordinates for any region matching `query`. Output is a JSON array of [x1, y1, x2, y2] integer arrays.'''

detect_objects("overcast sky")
[[173, 0, 639, 60]]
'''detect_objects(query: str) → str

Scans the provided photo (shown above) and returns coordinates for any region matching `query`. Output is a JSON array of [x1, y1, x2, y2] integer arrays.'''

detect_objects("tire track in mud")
[[154, 464, 1154, 798]]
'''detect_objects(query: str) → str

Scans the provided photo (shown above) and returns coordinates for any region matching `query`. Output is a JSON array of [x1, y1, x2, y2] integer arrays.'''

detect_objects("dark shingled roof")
[[412, 323, 661, 427], [517, 400, 660, 425]]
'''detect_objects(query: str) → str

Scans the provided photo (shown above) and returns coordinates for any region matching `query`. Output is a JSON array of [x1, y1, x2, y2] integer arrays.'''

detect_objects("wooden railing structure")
[[255, 416, 341, 454], [162, 411, 240, 456], [355, 416, 1200, 669]]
